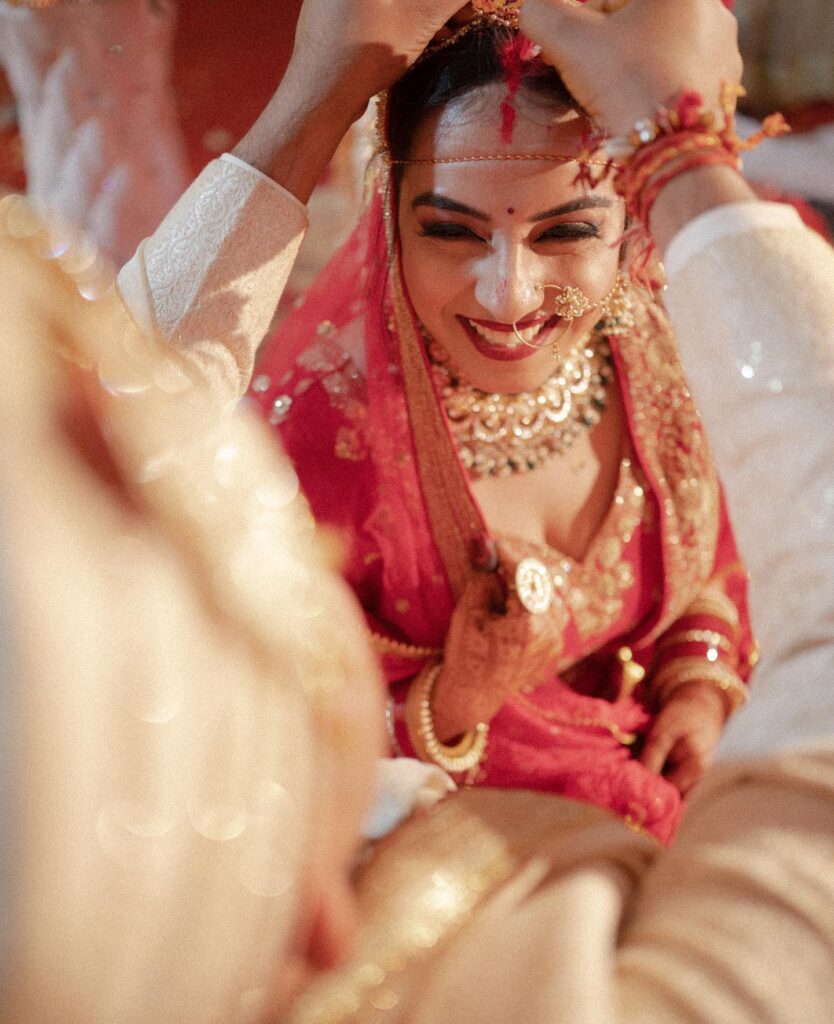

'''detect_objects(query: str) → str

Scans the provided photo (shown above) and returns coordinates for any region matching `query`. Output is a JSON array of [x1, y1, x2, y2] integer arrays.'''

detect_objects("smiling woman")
[[249, 17, 755, 844]]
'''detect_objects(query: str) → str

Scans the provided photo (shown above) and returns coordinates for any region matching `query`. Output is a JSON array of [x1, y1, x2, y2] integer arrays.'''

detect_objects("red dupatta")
[[251, 175, 477, 656]]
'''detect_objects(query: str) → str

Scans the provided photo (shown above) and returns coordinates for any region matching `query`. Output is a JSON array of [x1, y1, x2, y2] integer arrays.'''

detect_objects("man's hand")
[[519, 0, 743, 139], [235, 0, 465, 201], [288, 0, 467, 111], [639, 681, 728, 796]]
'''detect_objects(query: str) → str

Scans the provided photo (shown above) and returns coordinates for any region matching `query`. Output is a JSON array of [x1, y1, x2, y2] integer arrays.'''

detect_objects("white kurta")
[[664, 202, 834, 758]]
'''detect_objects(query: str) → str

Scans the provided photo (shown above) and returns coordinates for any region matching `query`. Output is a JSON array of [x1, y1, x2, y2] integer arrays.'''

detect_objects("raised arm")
[[519, 0, 755, 253], [117, 0, 465, 401], [520, 0, 834, 753]]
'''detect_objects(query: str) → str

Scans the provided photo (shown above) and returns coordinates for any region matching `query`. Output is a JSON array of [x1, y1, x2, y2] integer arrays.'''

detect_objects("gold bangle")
[[404, 662, 489, 775], [653, 657, 748, 714], [659, 629, 736, 657], [684, 588, 741, 632]]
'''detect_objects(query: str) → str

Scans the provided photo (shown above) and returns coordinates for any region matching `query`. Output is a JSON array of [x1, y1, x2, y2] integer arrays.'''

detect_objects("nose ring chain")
[[512, 273, 629, 356]]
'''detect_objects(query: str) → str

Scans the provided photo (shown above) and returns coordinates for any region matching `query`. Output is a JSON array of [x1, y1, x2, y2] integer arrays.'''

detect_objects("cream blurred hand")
[[1, 205, 386, 1022]]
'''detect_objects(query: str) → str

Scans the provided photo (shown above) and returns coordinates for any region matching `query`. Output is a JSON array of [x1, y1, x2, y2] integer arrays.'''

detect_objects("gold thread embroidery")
[[386, 196, 486, 600], [370, 633, 441, 659], [513, 694, 639, 745], [653, 656, 748, 712], [501, 456, 646, 645], [616, 305, 721, 638], [565, 459, 645, 639]]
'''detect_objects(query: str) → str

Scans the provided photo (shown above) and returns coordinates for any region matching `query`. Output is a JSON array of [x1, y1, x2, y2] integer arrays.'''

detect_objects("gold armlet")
[[404, 662, 489, 776]]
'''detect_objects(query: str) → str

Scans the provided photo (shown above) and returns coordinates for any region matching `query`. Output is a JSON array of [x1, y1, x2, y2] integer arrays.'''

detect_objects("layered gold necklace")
[[428, 332, 614, 479]]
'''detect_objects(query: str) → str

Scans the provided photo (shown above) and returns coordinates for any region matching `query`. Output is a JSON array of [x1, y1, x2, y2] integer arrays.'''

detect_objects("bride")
[[248, 5, 754, 844]]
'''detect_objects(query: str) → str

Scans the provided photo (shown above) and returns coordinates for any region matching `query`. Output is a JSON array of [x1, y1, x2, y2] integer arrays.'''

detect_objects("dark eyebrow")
[[531, 195, 613, 220], [410, 192, 613, 223], [410, 193, 490, 222]]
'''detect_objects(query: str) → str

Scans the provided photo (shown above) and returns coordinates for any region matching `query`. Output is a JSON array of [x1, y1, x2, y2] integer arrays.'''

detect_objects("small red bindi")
[[507, 207, 515, 215]]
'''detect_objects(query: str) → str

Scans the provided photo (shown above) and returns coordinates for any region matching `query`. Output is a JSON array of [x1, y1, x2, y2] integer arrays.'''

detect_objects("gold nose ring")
[[511, 283, 595, 355]]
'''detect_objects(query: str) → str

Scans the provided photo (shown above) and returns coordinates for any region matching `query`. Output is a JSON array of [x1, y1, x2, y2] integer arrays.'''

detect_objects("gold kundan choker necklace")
[[428, 333, 614, 479]]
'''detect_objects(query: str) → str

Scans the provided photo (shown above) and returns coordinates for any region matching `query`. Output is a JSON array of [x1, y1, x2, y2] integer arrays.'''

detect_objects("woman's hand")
[[639, 680, 728, 796], [431, 571, 559, 741], [518, 0, 743, 139]]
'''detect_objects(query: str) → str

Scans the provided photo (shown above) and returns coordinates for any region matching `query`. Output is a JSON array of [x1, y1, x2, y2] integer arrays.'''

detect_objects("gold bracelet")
[[659, 629, 736, 657], [653, 657, 748, 714], [404, 662, 489, 775]]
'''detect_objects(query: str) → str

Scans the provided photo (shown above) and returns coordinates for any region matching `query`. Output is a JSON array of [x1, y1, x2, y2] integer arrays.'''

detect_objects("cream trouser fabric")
[[285, 746, 834, 1024]]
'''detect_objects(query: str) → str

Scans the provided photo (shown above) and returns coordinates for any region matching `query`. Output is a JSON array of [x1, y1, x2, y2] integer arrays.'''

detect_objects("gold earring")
[[596, 273, 635, 336]]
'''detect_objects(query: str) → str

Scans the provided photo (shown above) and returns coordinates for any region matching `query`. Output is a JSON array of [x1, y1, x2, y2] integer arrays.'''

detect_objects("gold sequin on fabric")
[[284, 788, 650, 1024], [296, 337, 370, 460], [501, 456, 647, 648], [335, 426, 367, 461], [284, 798, 515, 1024]]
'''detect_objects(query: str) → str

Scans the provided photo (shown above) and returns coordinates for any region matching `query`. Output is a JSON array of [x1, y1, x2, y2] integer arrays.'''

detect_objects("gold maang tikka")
[[419, 0, 523, 62]]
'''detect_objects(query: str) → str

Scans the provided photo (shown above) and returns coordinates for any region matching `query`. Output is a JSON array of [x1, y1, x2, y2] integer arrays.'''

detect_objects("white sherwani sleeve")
[[663, 202, 834, 758], [607, 206, 834, 1024], [117, 153, 309, 403], [116, 156, 449, 836]]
